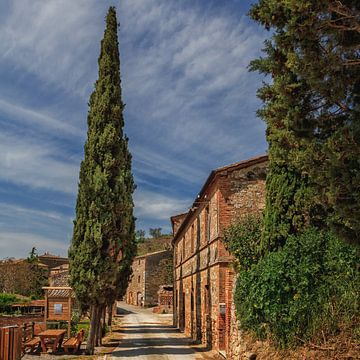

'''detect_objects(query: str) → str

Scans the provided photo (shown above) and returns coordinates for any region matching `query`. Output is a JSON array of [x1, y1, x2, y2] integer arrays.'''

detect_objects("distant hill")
[[137, 236, 172, 256]]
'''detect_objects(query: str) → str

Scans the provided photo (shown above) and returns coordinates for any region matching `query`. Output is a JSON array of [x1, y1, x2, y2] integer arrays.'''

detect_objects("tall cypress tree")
[[249, 0, 360, 248], [69, 7, 136, 354]]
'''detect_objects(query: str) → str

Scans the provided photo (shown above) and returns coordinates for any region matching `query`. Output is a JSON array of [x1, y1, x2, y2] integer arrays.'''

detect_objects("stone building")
[[153, 285, 173, 314], [38, 253, 69, 269], [171, 155, 267, 357], [126, 249, 172, 307], [49, 264, 69, 286]]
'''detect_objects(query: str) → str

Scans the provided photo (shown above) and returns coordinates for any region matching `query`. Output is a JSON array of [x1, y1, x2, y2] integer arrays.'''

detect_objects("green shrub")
[[223, 214, 262, 271], [234, 228, 360, 347], [76, 320, 90, 340], [0, 293, 19, 314]]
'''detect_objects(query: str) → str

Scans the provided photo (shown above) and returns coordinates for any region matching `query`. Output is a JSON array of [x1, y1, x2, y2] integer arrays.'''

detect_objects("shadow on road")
[[112, 346, 196, 357], [116, 307, 134, 315], [116, 325, 179, 334]]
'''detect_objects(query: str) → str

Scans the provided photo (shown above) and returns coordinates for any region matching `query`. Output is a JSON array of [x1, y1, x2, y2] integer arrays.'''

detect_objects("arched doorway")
[[137, 292, 142, 306]]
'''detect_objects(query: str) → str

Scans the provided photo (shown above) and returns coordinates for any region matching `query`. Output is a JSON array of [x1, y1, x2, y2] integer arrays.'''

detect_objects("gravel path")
[[110, 302, 213, 360]]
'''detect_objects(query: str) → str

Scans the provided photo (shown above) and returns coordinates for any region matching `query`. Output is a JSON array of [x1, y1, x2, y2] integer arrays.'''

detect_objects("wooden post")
[[68, 289, 72, 338], [44, 289, 48, 329]]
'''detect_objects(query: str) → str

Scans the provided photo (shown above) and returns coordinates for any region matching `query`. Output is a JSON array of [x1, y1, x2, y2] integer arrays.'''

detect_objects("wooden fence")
[[0, 326, 22, 360]]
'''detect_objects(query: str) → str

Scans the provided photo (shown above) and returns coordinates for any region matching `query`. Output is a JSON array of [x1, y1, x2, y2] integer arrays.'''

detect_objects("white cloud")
[[134, 190, 191, 221], [0, 203, 64, 222], [0, 132, 79, 194], [0, 97, 83, 137], [0, 232, 68, 259], [119, 0, 266, 157], [132, 144, 207, 185], [0, 0, 108, 97]]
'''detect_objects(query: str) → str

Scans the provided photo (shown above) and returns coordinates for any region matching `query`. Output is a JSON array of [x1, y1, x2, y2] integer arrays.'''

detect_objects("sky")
[[0, 0, 268, 259]]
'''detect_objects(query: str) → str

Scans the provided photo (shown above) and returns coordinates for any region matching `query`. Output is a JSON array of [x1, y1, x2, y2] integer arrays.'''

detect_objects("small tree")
[[135, 230, 146, 243], [149, 228, 162, 238]]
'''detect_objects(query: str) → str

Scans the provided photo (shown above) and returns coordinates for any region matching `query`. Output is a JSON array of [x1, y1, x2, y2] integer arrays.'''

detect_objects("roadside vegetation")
[[224, 0, 360, 353], [225, 221, 360, 347]]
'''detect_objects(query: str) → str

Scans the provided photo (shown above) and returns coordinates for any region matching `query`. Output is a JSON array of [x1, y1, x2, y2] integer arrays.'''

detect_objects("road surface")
[[110, 302, 214, 360]]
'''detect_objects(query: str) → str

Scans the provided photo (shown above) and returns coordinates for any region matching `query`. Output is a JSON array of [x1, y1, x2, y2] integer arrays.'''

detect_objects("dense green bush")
[[223, 214, 262, 271], [0, 293, 20, 314], [234, 228, 360, 347]]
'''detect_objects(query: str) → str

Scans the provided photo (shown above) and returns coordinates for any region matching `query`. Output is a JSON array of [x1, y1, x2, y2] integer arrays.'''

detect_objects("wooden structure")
[[38, 329, 66, 354], [43, 286, 73, 338], [63, 329, 84, 353], [0, 326, 22, 360], [12, 300, 45, 315], [22, 322, 40, 354]]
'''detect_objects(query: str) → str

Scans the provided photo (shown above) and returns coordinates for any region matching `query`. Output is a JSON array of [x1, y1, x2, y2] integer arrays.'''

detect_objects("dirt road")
[[111, 302, 214, 360]]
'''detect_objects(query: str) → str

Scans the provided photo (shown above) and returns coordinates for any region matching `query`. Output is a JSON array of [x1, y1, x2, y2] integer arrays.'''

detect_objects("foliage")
[[249, 0, 360, 246], [223, 214, 262, 270], [149, 228, 162, 238], [234, 228, 360, 347], [0, 293, 20, 314], [68, 6, 136, 353], [0, 259, 48, 298], [158, 257, 173, 284], [136, 236, 172, 256], [135, 230, 146, 243], [27, 247, 38, 264]]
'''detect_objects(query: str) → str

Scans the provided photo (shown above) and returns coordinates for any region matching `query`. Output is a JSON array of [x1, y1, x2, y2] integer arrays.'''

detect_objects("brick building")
[[126, 249, 172, 307], [171, 155, 267, 357]]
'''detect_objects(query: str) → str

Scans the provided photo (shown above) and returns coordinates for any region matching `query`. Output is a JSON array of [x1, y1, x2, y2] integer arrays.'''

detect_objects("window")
[[205, 206, 210, 242], [138, 275, 141, 283], [182, 238, 185, 260], [205, 285, 209, 315], [191, 224, 195, 254], [197, 216, 200, 248]]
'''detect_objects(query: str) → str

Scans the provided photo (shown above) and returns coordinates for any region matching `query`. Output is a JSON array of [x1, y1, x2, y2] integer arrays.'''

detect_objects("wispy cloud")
[[120, 0, 267, 168], [0, 203, 64, 222], [134, 190, 191, 221], [0, 97, 83, 137], [0, 232, 68, 259], [0, 132, 79, 194], [0, 0, 110, 97]]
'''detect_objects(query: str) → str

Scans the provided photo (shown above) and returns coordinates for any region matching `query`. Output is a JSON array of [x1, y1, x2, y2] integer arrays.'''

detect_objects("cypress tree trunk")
[[87, 305, 100, 354], [107, 303, 113, 327]]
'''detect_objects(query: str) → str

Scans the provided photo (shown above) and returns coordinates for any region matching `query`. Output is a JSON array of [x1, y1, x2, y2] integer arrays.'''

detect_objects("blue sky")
[[0, 0, 268, 258]]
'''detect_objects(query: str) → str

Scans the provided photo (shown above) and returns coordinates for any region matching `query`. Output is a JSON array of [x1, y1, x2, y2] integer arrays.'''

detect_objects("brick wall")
[[172, 157, 267, 356]]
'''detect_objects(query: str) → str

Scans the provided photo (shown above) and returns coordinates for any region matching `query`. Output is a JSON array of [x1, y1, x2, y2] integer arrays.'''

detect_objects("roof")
[[51, 263, 69, 270], [12, 300, 45, 307], [42, 286, 74, 298], [172, 154, 268, 244], [39, 253, 68, 260], [170, 212, 188, 225]]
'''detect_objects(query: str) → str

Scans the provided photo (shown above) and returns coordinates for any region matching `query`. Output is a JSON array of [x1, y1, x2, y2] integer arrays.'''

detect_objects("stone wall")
[[228, 275, 247, 360], [145, 250, 172, 306], [126, 256, 146, 306], [172, 157, 267, 357], [126, 250, 172, 307]]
